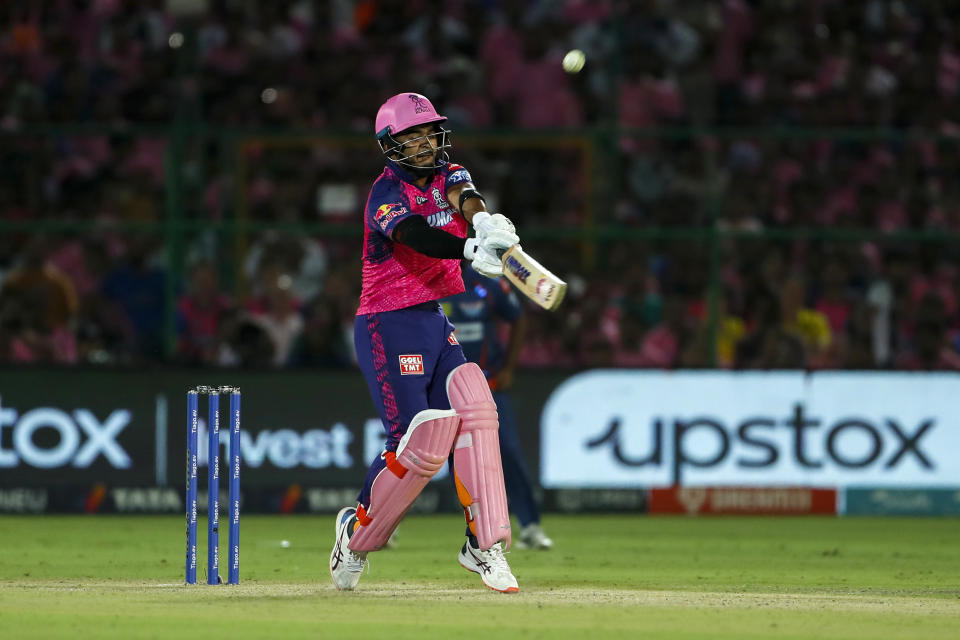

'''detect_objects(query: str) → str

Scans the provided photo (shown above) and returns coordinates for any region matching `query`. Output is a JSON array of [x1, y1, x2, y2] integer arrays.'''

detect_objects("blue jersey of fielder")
[[441, 267, 523, 379]]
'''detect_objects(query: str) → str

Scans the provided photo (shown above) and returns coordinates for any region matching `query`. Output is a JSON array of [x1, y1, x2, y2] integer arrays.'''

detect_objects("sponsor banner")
[[543, 489, 647, 513], [649, 486, 837, 515], [0, 368, 555, 488], [0, 487, 50, 513], [542, 371, 960, 489], [845, 488, 960, 516], [0, 485, 460, 514], [0, 485, 179, 514]]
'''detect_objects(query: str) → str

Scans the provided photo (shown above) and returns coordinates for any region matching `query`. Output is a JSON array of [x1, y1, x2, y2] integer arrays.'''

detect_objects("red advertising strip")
[[649, 486, 837, 515]]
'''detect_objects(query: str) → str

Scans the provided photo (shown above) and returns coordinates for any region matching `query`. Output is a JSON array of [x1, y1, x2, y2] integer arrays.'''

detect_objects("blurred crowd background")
[[3, 0, 960, 371]]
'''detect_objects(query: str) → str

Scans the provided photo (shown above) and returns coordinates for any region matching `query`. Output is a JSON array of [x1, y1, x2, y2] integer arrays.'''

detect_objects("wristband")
[[459, 188, 486, 212]]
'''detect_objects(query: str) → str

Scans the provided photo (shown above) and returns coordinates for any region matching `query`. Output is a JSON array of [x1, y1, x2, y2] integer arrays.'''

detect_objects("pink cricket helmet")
[[375, 93, 447, 140]]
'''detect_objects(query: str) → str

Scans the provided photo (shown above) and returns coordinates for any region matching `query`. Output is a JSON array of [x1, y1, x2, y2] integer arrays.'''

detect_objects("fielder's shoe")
[[458, 538, 519, 593], [329, 507, 367, 591], [516, 523, 553, 550]]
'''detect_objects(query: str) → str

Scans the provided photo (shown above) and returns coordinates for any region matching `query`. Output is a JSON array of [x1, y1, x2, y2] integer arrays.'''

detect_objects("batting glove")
[[471, 246, 504, 278], [472, 212, 516, 239]]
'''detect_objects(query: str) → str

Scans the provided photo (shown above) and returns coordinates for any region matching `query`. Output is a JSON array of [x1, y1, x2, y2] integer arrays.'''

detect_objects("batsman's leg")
[[447, 363, 518, 593], [348, 409, 461, 552], [447, 362, 511, 550]]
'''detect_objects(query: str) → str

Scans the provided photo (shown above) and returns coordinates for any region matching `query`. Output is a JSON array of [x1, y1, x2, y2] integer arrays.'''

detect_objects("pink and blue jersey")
[[353, 158, 475, 511], [357, 159, 473, 314]]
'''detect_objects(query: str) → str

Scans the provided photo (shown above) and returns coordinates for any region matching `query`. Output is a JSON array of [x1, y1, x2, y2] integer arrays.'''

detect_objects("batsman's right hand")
[[472, 212, 517, 239], [479, 227, 519, 255]]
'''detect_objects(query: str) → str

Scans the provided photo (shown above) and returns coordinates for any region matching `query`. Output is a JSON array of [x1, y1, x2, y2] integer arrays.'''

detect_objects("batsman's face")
[[395, 124, 438, 166]]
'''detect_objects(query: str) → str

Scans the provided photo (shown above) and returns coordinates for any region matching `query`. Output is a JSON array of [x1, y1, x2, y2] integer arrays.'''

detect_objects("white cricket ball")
[[562, 49, 586, 74], [280, 540, 291, 548]]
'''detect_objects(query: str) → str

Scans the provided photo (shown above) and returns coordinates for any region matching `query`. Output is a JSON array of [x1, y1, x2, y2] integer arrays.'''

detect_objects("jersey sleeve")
[[490, 277, 523, 323], [366, 180, 415, 238], [443, 163, 473, 192]]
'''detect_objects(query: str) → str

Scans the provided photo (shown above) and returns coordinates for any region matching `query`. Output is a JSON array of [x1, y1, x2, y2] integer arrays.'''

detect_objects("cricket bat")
[[499, 245, 567, 311]]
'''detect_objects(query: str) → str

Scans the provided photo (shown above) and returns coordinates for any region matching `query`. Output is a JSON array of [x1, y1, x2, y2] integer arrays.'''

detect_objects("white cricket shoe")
[[516, 523, 553, 550], [329, 507, 367, 591], [458, 540, 519, 593]]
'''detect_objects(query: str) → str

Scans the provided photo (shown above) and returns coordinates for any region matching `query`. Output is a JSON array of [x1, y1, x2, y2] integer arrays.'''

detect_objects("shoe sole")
[[458, 558, 519, 594]]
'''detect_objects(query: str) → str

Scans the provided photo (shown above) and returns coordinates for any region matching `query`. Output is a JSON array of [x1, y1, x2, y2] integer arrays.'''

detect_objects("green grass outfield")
[[0, 515, 957, 639]]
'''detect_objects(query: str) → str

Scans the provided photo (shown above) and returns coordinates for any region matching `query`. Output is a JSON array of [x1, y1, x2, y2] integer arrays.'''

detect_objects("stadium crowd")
[[3, 0, 960, 371]]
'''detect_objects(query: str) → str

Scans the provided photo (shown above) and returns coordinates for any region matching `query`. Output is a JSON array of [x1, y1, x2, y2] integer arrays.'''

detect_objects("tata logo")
[[113, 487, 181, 512], [0, 396, 132, 469], [505, 256, 530, 283]]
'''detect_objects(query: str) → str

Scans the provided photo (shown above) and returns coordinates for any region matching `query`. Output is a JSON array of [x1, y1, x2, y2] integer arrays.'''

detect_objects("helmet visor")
[[378, 126, 452, 170]]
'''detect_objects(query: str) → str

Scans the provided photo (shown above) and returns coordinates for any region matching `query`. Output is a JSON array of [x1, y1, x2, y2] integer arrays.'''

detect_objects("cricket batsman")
[[329, 92, 521, 593]]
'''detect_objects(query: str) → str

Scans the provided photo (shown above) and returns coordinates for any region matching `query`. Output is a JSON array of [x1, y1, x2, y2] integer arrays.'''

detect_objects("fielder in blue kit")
[[442, 265, 553, 550]]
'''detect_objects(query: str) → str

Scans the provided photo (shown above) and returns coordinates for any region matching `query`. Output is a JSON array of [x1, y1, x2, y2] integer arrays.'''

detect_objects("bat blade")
[[500, 245, 567, 311]]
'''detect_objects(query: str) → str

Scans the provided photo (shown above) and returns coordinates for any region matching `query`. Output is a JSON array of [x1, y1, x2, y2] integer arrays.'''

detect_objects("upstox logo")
[[0, 395, 132, 469], [585, 403, 932, 484], [541, 372, 960, 488], [504, 256, 530, 283]]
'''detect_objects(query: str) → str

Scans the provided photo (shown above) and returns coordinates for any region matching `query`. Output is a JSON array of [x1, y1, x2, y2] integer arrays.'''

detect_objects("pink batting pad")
[[446, 363, 512, 550], [349, 409, 460, 552]]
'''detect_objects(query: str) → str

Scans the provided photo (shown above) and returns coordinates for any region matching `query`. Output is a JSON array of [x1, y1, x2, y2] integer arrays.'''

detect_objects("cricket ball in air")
[[562, 49, 586, 73]]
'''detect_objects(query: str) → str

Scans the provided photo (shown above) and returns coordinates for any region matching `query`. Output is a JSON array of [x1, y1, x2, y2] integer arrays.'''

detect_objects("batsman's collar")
[[385, 157, 446, 186]]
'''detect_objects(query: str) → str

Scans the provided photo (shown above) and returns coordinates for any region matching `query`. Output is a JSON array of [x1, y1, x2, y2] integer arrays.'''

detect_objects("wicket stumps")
[[186, 385, 241, 585]]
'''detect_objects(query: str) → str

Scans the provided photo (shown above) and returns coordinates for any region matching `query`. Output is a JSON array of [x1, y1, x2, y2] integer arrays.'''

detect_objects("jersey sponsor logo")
[[375, 203, 407, 231], [504, 256, 531, 284], [415, 195, 428, 205], [427, 210, 453, 228], [398, 354, 424, 375], [447, 169, 471, 185], [447, 332, 459, 345]]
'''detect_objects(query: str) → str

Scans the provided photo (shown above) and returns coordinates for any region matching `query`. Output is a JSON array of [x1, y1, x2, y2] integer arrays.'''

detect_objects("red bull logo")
[[375, 203, 407, 231]]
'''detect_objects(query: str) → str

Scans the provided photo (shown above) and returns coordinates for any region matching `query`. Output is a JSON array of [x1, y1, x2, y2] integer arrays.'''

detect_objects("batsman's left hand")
[[470, 245, 503, 278]]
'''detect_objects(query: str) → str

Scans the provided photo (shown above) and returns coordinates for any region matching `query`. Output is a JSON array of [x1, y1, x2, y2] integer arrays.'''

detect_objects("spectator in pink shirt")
[[176, 261, 233, 365]]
